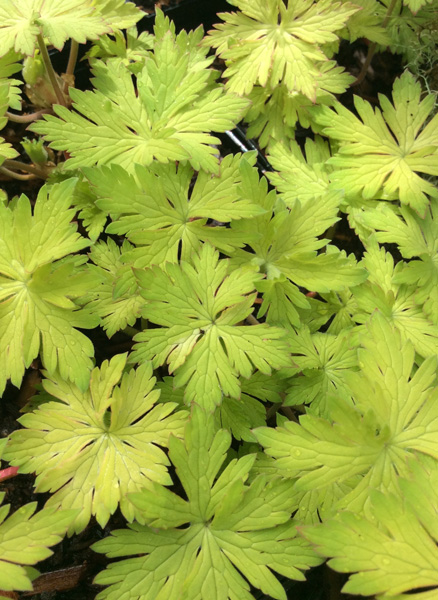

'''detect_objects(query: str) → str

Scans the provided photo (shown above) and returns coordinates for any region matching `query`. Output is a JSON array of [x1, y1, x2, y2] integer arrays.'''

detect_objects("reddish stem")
[[0, 466, 19, 482]]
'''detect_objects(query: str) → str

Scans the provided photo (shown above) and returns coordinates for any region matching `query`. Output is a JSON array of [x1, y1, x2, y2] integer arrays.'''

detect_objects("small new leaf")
[[92, 406, 321, 600], [3, 353, 188, 534]]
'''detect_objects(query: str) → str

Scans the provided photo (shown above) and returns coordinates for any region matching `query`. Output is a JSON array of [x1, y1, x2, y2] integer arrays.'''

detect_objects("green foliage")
[[0, 438, 77, 597], [92, 406, 322, 600], [0, 0, 143, 57], [301, 457, 438, 599], [131, 243, 291, 409], [31, 10, 250, 173], [313, 71, 438, 216], [254, 314, 438, 520], [204, 0, 358, 100], [4, 353, 188, 534], [228, 162, 366, 327], [0, 178, 99, 395], [360, 199, 438, 324], [0, 1, 438, 598], [84, 153, 265, 267]]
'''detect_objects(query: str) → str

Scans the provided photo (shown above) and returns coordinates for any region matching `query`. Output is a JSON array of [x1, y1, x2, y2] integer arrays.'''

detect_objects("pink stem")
[[0, 466, 19, 482]]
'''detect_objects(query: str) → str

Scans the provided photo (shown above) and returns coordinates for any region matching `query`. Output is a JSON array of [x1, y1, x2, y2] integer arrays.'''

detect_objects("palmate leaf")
[[313, 71, 438, 216], [0, 0, 142, 57], [0, 178, 99, 396], [92, 406, 322, 600], [244, 62, 354, 149], [360, 200, 438, 325], [228, 162, 366, 327], [0, 501, 76, 595], [130, 243, 291, 410], [86, 25, 154, 69], [87, 239, 145, 338], [31, 11, 250, 173], [84, 154, 265, 268], [204, 0, 358, 100], [340, 0, 390, 45], [0, 49, 22, 110], [157, 371, 291, 442], [267, 136, 332, 206], [283, 327, 359, 417], [302, 457, 438, 599], [3, 354, 188, 535], [383, 1, 438, 62], [0, 442, 77, 595], [351, 240, 438, 357], [254, 313, 438, 518]]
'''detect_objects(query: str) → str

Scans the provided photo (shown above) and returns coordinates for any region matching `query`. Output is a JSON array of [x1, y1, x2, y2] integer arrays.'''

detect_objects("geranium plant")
[[0, 0, 438, 598]]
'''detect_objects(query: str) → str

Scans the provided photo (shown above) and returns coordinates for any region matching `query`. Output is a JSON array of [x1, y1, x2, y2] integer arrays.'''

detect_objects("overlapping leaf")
[[130, 243, 291, 409], [3, 353, 188, 534], [228, 161, 366, 327], [92, 406, 321, 600], [204, 0, 358, 100], [244, 63, 354, 149], [157, 371, 291, 442], [360, 200, 438, 325], [314, 71, 438, 216], [31, 11, 249, 173], [85, 154, 266, 268], [0, 0, 142, 57], [86, 239, 145, 338], [0, 439, 77, 596], [0, 178, 99, 395], [302, 458, 438, 599], [283, 327, 359, 417], [351, 240, 438, 357], [254, 314, 438, 517]]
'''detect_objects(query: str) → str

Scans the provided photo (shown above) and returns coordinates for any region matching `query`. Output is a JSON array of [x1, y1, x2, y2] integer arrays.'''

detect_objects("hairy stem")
[[37, 33, 66, 106], [2, 159, 49, 179], [6, 108, 52, 123], [64, 40, 79, 94], [353, 0, 398, 86]]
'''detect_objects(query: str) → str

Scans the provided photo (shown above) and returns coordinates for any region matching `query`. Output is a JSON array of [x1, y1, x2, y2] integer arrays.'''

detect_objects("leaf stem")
[[122, 325, 141, 338], [2, 159, 49, 179], [0, 166, 37, 181], [0, 466, 19, 482], [64, 40, 79, 94], [6, 108, 52, 123], [353, 0, 398, 86], [37, 33, 66, 107], [246, 313, 260, 325]]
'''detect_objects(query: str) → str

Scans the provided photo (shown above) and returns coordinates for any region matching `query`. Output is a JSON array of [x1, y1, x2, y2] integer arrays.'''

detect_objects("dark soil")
[[0, 0, 406, 598]]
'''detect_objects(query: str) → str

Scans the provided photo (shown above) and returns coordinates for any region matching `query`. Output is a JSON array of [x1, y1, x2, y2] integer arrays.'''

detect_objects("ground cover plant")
[[0, 0, 438, 598]]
